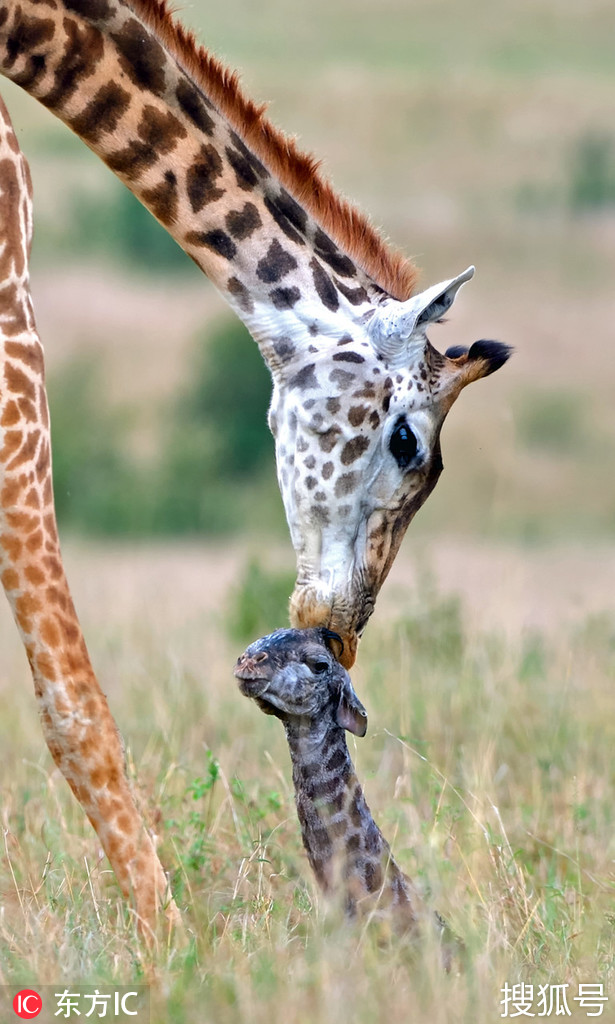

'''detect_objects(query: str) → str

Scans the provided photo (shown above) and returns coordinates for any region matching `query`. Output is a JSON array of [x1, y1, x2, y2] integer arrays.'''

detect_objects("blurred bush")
[[168, 315, 275, 480], [149, 317, 276, 533], [569, 133, 615, 212], [515, 131, 615, 218], [50, 185, 193, 274], [226, 559, 296, 643], [514, 390, 586, 456], [48, 318, 282, 537], [49, 355, 147, 535], [396, 578, 465, 671]]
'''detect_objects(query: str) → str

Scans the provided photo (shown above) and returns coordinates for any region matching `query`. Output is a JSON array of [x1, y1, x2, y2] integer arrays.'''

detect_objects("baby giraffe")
[[235, 627, 451, 958]]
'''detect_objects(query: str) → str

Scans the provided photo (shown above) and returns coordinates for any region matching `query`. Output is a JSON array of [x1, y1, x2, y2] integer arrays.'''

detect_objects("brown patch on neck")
[[126, 0, 418, 300]]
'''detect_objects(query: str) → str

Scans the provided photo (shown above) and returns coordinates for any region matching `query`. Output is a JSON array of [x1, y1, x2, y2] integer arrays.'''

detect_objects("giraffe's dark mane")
[[127, 0, 418, 301]]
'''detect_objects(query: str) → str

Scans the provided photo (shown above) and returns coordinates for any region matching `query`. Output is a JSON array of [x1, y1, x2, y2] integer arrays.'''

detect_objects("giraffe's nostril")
[[234, 650, 272, 683]]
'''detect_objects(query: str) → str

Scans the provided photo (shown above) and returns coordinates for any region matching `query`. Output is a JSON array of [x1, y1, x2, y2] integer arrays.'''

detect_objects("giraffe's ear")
[[336, 675, 368, 737], [368, 266, 475, 366], [444, 339, 512, 393]]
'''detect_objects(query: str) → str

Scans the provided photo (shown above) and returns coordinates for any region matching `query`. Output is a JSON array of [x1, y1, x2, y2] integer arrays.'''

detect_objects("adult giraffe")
[[0, 1, 510, 932]]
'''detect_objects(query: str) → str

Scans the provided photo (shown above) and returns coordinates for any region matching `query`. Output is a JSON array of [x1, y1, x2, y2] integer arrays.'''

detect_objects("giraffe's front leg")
[[0, 92, 178, 939], [0, 341, 178, 937], [0, 351, 180, 938]]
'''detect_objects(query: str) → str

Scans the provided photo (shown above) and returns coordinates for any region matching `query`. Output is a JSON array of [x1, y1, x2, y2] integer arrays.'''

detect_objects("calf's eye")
[[309, 659, 329, 674]]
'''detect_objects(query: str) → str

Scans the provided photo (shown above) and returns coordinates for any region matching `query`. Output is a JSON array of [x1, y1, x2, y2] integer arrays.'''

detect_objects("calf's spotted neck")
[[236, 628, 427, 931]]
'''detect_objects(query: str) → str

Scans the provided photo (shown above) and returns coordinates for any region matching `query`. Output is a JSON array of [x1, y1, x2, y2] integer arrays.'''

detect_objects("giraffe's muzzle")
[[234, 651, 272, 697], [289, 586, 362, 669]]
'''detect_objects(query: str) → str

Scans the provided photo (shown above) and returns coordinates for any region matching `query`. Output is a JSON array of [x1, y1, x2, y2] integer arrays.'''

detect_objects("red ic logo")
[[12, 990, 43, 1019]]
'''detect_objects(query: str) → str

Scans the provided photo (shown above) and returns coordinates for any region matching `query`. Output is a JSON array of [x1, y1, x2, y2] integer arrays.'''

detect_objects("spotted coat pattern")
[[0, 0, 509, 930], [0, 0, 510, 669], [235, 628, 446, 943], [0, 96, 176, 937]]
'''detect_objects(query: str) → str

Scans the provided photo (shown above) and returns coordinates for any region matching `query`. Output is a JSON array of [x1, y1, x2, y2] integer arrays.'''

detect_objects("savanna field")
[[2, 0, 615, 1020]]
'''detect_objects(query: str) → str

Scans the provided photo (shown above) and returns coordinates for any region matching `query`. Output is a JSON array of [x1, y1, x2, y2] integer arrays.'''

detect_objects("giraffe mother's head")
[[266, 267, 510, 668]]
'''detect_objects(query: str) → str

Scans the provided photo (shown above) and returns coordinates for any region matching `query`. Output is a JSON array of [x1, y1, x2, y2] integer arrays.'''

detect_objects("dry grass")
[[1, 543, 615, 1021]]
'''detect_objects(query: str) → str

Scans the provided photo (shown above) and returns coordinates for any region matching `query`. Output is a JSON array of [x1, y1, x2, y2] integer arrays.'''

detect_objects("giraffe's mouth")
[[234, 665, 283, 720], [236, 676, 270, 698], [234, 651, 273, 698]]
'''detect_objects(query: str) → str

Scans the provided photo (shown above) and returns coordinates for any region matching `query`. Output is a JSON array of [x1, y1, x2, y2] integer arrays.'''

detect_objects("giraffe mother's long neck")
[[285, 717, 419, 924], [0, 0, 416, 351]]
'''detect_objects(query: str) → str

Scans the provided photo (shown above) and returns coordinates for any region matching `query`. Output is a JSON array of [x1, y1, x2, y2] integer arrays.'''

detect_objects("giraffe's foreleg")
[[0, 339, 179, 936], [0, 343, 179, 937], [0, 93, 178, 939]]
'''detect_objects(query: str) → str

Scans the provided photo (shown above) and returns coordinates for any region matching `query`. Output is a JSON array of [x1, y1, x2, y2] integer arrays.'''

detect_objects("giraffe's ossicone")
[[0, 0, 510, 667]]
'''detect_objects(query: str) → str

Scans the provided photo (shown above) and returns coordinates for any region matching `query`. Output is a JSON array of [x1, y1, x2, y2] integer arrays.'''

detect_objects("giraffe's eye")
[[389, 420, 418, 469], [308, 658, 329, 674]]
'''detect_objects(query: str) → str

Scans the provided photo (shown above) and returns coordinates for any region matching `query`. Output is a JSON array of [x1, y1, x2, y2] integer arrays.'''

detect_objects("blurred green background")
[[2, 0, 614, 543]]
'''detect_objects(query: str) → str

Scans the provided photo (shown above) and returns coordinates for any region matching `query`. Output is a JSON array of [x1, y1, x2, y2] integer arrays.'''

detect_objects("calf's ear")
[[336, 675, 368, 737]]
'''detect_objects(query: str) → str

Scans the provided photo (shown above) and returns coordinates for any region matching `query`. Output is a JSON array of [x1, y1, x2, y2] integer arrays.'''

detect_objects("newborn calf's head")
[[234, 627, 367, 736]]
